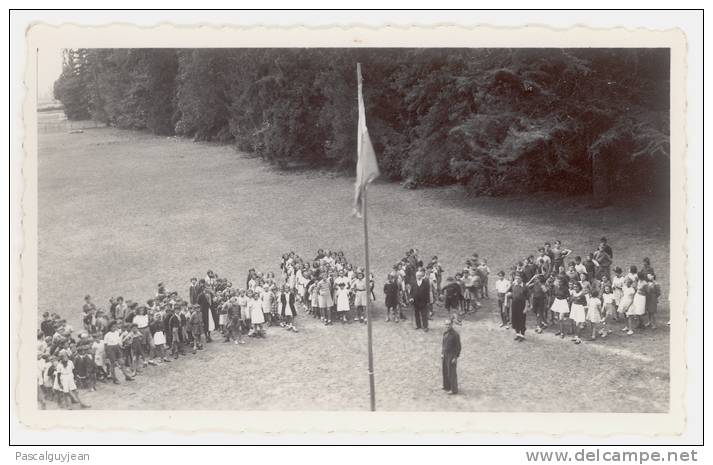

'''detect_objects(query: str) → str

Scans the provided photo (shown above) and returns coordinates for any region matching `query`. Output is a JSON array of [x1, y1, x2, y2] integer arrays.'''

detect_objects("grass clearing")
[[38, 127, 670, 412]]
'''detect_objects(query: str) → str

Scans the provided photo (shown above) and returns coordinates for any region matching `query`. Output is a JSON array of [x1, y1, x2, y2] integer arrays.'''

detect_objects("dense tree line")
[[53, 48, 670, 201]]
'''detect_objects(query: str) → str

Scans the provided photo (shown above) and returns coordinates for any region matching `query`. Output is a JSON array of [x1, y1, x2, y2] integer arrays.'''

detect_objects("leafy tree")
[[52, 47, 670, 201]]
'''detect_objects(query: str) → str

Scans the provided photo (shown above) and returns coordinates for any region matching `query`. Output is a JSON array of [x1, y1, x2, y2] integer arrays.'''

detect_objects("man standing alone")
[[410, 270, 431, 331], [441, 319, 461, 395]]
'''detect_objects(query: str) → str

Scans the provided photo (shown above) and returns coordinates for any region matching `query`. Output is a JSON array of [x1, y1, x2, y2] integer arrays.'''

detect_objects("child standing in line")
[[495, 271, 511, 329], [91, 333, 107, 381], [309, 280, 319, 319], [463, 269, 479, 314], [601, 284, 617, 333], [625, 277, 647, 335], [335, 282, 351, 323], [189, 305, 204, 353], [383, 273, 400, 323], [280, 286, 298, 332], [569, 282, 587, 344], [477, 259, 490, 298], [151, 314, 170, 363], [165, 307, 184, 357], [352, 271, 368, 324], [57, 350, 90, 409], [586, 290, 604, 340], [646, 273, 661, 330], [249, 291, 266, 337], [317, 274, 334, 325], [612, 267, 625, 308], [261, 286, 274, 327], [271, 285, 281, 325], [225, 297, 245, 344], [237, 289, 250, 335], [618, 278, 636, 327], [218, 299, 228, 333], [551, 277, 571, 338], [132, 306, 153, 364], [128, 324, 146, 372]]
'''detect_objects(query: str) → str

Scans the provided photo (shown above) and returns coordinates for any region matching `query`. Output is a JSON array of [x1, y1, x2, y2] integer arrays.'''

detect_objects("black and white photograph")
[[12, 14, 699, 447]]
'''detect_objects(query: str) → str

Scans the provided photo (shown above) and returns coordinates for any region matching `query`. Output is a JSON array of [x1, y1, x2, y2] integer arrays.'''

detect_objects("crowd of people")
[[35, 263, 315, 410], [36, 248, 387, 409], [36, 240, 665, 407], [278, 249, 376, 325], [494, 237, 663, 343]]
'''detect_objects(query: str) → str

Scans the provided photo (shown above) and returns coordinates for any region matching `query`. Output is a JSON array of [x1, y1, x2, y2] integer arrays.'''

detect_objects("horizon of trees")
[[53, 48, 670, 202]]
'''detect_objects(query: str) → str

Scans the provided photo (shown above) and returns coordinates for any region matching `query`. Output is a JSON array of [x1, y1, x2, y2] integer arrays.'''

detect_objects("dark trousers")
[[511, 300, 527, 334], [201, 307, 214, 335], [414, 305, 429, 329], [442, 355, 458, 393]]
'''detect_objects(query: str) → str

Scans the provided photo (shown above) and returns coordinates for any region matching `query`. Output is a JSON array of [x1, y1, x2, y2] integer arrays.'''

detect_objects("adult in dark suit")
[[189, 278, 199, 305], [410, 270, 431, 331], [441, 319, 461, 394], [196, 287, 214, 342]]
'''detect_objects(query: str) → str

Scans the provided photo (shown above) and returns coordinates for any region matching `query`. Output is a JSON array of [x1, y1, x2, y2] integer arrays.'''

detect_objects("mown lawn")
[[37, 127, 670, 412]]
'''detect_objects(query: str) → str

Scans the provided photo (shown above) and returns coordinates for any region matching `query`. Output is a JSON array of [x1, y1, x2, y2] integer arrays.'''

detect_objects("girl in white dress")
[[601, 284, 617, 333], [57, 351, 89, 409], [586, 290, 604, 340], [624, 279, 647, 335], [618, 279, 636, 327], [352, 272, 368, 323], [261, 286, 274, 327], [335, 282, 351, 322], [248, 291, 265, 337]]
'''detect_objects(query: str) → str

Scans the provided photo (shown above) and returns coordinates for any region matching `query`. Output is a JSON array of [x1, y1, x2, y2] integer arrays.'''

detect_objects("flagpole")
[[357, 62, 376, 412], [362, 183, 376, 412]]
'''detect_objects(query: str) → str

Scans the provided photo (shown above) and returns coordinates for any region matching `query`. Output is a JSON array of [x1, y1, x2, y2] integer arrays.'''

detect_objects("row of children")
[[495, 237, 662, 343], [37, 266, 305, 409], [288, 250, 378, 325]]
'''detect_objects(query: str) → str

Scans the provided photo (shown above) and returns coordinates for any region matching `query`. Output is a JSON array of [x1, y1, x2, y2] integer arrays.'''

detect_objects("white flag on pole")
[[352, 63, 380, 218]]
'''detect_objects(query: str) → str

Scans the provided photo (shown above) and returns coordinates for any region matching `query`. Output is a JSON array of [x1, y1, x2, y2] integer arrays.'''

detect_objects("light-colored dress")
[[261, 291, 273, 315], [336, 288, 350, 312], [237, 296, 249, 320], [58, 360, 77, 393], [38, 359, 46, 386], [249, 299, 265, 325], [618, 285, 635, 314], [153, 329, 166, 345], [317, 280, 333, 308], [309, 284, 319, 308], [629, 281, 647, 316], [602, 293, 617, 317], [570, 303, 587, 324], [612, 275, 625, 305], [586, 297, 602, 323], [352, 278, 368, 307]]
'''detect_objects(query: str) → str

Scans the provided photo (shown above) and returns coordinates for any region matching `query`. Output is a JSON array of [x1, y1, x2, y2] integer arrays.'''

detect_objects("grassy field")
[[38, 127, 670, 412]]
